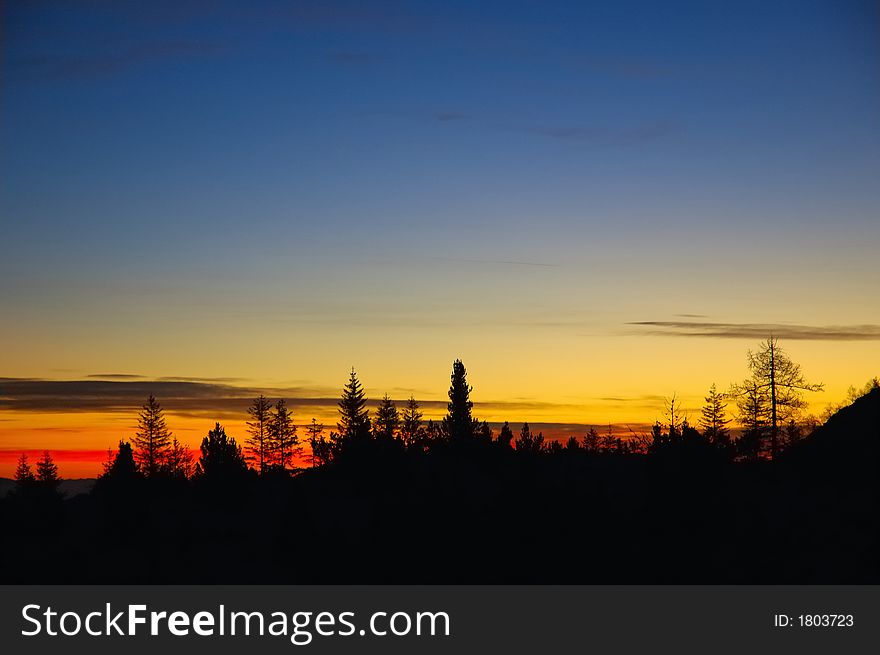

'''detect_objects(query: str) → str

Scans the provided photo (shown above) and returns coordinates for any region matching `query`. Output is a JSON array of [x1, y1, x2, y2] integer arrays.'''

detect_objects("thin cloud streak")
[[429, 256, 559, 268], [629, 321, 880, 341], [0, 379, 595, 419]]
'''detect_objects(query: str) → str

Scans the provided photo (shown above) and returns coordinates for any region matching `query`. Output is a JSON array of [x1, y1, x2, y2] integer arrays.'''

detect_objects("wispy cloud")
[[526, 120, 676, 145], [86, 373, 147, 380], [0, 378, 614, 423], [429, 256, 559, 268], [629, 321, 880, 341]]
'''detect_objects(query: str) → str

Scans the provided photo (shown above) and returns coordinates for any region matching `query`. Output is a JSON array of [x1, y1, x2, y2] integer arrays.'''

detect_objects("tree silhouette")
[[663, 394, 685, 439], [373, 394, 400, 441], [245, 395, 273, 474], [700, 384, 731, 449], [400, 396, 423, 449], [268, 399, 300, 471], [442, 359, 477, 442], [600, 424, 617, 452], [133, 394, 172, 476], [14, 454, 35, 486], [496, 421, 514, 449], [164, 437, 193, 480], [732, 338, 823, 460], [306, 418, 327, 467], [102, 441, 139, 480], [583, 427, 600, 453], [515, 422, 544, 453], [194, 422, 248, 481], [35, 451, 60, 489], [337, 368, 371, 438]]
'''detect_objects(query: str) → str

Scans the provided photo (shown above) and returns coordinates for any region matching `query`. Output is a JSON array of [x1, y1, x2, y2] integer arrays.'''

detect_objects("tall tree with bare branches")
[[732, 337, 822, 460]]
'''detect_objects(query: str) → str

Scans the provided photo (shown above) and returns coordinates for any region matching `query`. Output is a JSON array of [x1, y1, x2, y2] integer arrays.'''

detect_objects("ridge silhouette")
[[1, 361, 878, 584]]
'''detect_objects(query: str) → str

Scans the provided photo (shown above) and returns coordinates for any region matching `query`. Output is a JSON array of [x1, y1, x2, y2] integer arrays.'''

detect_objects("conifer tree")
[[133, 394, 172, 476], [194, 423, 248, 481], [582, 427, 600, 453], [268, 399, 300, 471], [400, 396, 423, 448], [700, 383, 731, 447], [35, 451, 60, 489], [307, 418, 326, 467], [337, 368, 371, 439], [373, 394, 400, 441], [164, 437, 193, 480], [514, 422, 544, 453], [101, 441, 140, 481], [245, 395, 273, 474], [442, 359, 477, 442], [497, 421, 514, 449], [14, 453, 35, 486]]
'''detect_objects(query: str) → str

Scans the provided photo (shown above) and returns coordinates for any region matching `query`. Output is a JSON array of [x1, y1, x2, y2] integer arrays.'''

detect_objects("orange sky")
[[2, 336, 878, 478]]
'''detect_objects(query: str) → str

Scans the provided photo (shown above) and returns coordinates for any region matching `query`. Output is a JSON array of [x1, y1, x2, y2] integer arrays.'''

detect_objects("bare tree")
[[732, 337, 822, 460]]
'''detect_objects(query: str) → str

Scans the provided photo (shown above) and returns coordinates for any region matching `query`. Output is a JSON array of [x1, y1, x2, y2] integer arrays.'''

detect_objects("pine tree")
[[400, 396, 423, 448], [133, 394, 172, 476], [245, 395, 273, 474], [497, 421, 514, 449], [442, 359, 477, 442], [700, 383, 731, 447], [306, 418, 326, 467], [337, 368, 371, 439], [600, 424, 617, 452], [515, 422, 544, 453], [582, 427, 600, 453], [164, 437, 193, 480], [101, 441, 140, 481], [373, 394, 400, 441], [194, 423, 248, 481], [35, 451, 60, 489], [14, 453, 35, 486], [268, 399, 300, 471], [733, 379, 768, 461]]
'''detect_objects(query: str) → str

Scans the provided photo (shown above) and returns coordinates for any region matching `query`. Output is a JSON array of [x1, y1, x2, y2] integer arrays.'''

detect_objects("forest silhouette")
[[2, 340, 879, 584]]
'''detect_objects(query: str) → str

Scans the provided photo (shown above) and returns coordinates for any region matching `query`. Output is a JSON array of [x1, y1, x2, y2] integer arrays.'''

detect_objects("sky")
[[2, 0, 879, 477]]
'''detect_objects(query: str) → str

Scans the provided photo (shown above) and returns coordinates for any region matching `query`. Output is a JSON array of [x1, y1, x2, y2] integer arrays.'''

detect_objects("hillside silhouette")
[[1, 358, 878, 584]]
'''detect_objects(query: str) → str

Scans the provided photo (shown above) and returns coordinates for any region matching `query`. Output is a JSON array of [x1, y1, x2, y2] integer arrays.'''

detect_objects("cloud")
[[629, 321, 880, 341], [10, 41, 224, 82], [527, 120, 676, 145], [429, 256, 558, 268], [0, 378, 615, 424], [86, 373, 148, 380]]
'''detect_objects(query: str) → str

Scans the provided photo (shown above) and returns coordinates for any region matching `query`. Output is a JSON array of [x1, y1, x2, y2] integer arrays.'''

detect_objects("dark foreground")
[[2, 391, 878, 584]]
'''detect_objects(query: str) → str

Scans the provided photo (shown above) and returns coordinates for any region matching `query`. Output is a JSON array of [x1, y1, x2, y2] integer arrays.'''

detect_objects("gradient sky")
[[2, 0, 879, 476]]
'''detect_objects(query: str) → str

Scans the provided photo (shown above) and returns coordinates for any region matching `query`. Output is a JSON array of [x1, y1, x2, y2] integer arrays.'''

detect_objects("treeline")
[[12, 338, 878, 495], [3, 343, 880, 584]]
